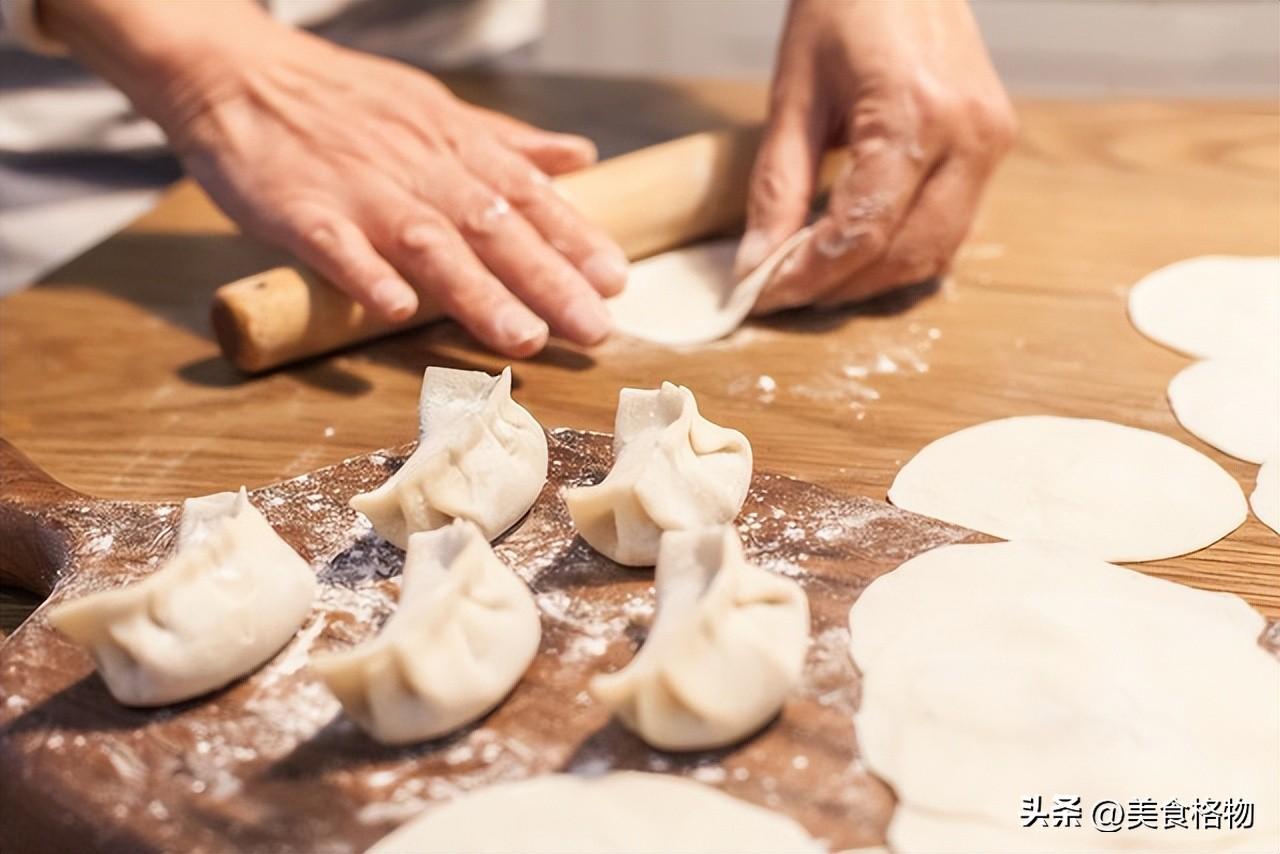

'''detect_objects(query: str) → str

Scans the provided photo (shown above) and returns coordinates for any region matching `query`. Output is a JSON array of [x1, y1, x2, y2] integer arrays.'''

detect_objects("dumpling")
[[590, 525, 809, 750], [311, 518, 541, 744], [563, 382, 752, 566], [350, 366, 548, 547], [47, 488, 316, 707]]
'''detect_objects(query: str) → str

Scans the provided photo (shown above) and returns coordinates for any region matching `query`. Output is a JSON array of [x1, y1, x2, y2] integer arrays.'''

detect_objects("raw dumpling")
[[351, 366, 547, 547], [47, 488, 316, 707], [590, 526, 809, 750], [312, 519, 540, 744], [564, 382, 752, 566]]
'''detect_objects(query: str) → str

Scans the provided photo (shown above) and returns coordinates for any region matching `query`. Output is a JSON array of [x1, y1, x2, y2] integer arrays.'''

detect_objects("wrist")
[[39, 0, 285, 139]]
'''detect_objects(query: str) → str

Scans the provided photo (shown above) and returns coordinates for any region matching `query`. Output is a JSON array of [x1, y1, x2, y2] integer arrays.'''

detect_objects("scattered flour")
[[1, 431, 982, 852], [722, 318, 940, 418]]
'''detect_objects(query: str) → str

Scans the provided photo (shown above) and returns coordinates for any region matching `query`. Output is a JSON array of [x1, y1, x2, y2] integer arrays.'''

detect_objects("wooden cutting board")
[[0, 430, 982, 853]]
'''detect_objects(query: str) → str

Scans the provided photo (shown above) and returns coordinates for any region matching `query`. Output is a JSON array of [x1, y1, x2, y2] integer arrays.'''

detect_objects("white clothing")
[[0, 0, 545, 293]]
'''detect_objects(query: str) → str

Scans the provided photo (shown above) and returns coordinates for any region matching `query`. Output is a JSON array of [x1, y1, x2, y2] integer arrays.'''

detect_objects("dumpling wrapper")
[[888, 415, 1246, 562], [47, 488, 316, 707], [1252, 459, 1279, 536], [607, 227, 813, 345], [365, 772, 824, 854], [847, 540, 1279, 853], [591, 526, 809, 751], [1127, 255, 1280, 361], [1167, 357, 1280, 464]]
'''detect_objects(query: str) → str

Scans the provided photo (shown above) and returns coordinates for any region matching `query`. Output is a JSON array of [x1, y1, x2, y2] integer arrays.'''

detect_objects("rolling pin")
[[211, 126, 843, 373]]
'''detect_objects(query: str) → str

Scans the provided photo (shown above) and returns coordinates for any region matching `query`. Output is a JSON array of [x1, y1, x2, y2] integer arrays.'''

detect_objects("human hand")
[[737, 0, 1016, 313], [43, 0, 627, 357]]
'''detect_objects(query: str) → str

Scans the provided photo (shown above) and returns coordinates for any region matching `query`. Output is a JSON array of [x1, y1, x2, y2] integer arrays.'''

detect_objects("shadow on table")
[[0, 585, 41, 637], [0, 669, 238, 735], [751, 277, 943, 336]]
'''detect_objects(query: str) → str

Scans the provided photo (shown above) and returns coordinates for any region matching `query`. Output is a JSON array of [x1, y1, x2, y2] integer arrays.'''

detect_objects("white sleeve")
[[0, 0, 69, 55]]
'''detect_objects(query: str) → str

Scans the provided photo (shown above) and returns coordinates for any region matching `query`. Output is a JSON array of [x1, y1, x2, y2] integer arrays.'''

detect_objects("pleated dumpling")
[[590, 525, 809, 750], [351, 366, 547, 547], [312, 518, 541, 744], [47, 488, 316, 707], [564, 382, 752, 566]]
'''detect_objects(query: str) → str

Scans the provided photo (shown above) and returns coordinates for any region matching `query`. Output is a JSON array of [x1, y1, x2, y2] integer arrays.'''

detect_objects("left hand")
[[737, 0, 1017, 313]]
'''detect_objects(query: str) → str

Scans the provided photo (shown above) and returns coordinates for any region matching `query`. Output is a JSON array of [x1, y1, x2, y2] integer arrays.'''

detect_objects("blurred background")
[[511, 0, 1279, 96]]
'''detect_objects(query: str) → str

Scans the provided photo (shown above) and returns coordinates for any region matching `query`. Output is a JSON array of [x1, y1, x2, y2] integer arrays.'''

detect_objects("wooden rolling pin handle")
[[0, 438, 79, 597], [212, 126, 843, 373], [211, 268, 442, 374]]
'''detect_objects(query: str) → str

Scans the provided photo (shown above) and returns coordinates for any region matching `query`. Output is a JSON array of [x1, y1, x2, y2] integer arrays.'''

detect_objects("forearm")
[[38, 0, 281, 136]]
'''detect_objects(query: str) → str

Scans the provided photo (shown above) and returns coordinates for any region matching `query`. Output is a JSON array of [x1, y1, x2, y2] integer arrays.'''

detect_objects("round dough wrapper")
[[366, 772, 824, 854], [888, 416, 1246, 562], [1167, 358, 1280, 464], [1253, 459, 1280, 536], [847, 540, 1280, 853], [608, 228, 812, 345], [1127, 255, 1280, 360]]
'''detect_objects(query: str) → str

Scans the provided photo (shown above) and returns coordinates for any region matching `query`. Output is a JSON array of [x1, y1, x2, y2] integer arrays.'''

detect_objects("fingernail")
[[497, 306, 548, 352], [370, 278, 419, 321], [734, 230, 775, 279], [562, 295, 612, 345], [582, 249, 629, 297]]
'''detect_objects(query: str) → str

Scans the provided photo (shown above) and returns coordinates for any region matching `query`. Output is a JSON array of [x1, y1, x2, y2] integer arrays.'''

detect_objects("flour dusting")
[[0, 429, 983, 852]]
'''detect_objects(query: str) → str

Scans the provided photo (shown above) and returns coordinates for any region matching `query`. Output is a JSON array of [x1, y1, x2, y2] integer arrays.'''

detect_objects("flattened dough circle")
[[367, 772, 823, 853], [888, 416, 1246, 561], [1127, 255, 1280, 360], [607, 228, 812, 345], [846, 540, 1280, 853], [1167, 358, 1280, 464], [1253, 459, 1280, 536]]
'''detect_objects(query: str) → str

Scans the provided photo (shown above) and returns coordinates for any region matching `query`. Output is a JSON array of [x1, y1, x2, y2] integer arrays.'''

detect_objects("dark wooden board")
[[0, 430, 981, 852]]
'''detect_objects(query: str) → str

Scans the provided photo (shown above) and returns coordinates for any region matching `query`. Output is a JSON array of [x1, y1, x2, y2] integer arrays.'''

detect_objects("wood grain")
[[1, 76, 1277, 638]]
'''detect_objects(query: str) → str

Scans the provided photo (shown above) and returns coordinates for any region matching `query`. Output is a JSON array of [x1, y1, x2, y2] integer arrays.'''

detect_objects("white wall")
[[509, 0, 1280, 97], [974, 0, 1280, 97]]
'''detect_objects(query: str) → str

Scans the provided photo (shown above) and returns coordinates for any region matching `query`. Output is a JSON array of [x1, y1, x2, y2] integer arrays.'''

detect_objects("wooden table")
[[2, 74, 1277, 637]]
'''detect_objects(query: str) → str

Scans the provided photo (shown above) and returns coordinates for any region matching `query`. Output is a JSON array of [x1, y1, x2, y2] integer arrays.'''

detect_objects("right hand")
[[46, 1, 627, 357], [736, 0, 1015, 313]]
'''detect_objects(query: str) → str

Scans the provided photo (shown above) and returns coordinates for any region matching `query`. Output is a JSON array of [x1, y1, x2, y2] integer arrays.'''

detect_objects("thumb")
[[735, 105, 822, 279]]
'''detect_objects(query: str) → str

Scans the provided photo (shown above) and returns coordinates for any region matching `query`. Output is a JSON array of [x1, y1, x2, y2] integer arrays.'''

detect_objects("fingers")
[[279, 204, 420, 322], [419, 163, 613, 346], [735, 101, 824, 279], [438, 109, 627, 338], [751, 116, 938, 314], [460, 140, 628, 298], [468, 106, 598, 175], [819, 156, 985, 306], [367, 198, 551, 359]]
